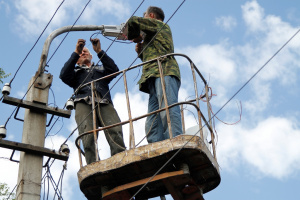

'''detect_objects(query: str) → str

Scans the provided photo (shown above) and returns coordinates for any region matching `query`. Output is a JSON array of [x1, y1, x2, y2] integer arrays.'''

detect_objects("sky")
[[0, 0, 300, 199]]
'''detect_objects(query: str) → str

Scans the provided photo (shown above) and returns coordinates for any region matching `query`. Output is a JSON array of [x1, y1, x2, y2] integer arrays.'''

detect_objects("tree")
[[0, 182, 15, 200]]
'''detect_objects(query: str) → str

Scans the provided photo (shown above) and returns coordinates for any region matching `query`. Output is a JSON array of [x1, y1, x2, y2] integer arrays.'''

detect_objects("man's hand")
[[132, 35, 143, 43], [90, 38, 102, 54], [135, 42, 143, 55], [75, 39, 86, 55]]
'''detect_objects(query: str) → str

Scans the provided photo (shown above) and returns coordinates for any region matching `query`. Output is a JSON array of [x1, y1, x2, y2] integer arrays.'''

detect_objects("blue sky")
[[1, 0, 300, 199]]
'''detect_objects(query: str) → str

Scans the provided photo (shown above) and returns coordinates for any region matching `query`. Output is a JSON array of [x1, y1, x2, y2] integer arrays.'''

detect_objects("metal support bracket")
[[2, 95, 71, 118], [34, 72, 53, 90], [0, 139, 69, 161]]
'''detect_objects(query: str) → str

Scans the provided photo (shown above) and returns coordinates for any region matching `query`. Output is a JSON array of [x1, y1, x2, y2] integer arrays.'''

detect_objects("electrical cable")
[[71, 0, 146, 97], [43, 165, 64, 200], [49, 87, 57, 107], [64, 0, 183, 144], [5, 183, 17, 200], [46, 117, 64, 137], [6, 1, 298, 199], [46, 0, 91, 65], [2, 0, 91, 130], [2, 3, 297, 200], [52, 166, 65, 200], [6, 0, 65, 88], [1, 0, 89, 193], [62, 0, 146, 144], [102, 35, 133, 44], [51, 0, 147, 145]]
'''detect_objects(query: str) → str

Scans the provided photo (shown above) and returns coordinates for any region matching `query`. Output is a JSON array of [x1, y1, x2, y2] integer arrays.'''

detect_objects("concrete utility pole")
[[15, 72, 52, 200], [0, 25, 116, 200]]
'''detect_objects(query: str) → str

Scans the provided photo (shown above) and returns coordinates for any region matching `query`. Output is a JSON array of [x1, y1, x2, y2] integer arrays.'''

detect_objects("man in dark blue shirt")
[[60, 38, 126, 164]]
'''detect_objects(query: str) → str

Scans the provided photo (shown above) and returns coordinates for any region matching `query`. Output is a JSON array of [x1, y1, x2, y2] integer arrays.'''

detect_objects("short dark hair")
[[146, 6, 165, 21]]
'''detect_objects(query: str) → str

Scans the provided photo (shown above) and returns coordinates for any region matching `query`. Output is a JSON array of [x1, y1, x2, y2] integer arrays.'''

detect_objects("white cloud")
[[177, 41, 238, 107], [13, 0, 67, 40], [215, 16, 237, 32], [81, 0, 130, 23], [177, 0, 300, 117], [174, 1, 300, 180], [217, 116, 300, 179], [12, 0, 130, 40], [242, 0, 265, 32], [113, 90, 149, 148], [0, 1, 10, 14], [0, 148, 19, 189]]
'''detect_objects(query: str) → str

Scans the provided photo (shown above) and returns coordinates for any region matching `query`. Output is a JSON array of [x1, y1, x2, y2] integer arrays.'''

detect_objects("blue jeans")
[[145, 76, 183, 143]]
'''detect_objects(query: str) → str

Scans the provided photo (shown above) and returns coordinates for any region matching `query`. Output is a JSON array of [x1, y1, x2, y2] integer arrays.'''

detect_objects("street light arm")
[[38, 25, 105, 73]]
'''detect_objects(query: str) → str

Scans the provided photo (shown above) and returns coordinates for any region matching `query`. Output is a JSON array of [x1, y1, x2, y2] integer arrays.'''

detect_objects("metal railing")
[[74, 53, 217, 167]]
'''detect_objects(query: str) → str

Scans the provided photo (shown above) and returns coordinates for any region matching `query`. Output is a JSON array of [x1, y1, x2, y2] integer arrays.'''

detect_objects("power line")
[[2, 0, 91, 129], [7, 0, 65, 87], [46, 0, 91, 65], [63, 0, 185, 144], [46, 0, 143, 141], [61, 0, 146, 144], [71, 0, 146, 97]]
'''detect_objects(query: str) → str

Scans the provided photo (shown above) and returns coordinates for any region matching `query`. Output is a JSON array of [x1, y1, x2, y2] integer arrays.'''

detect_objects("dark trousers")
[[75, 102, 126, 164]]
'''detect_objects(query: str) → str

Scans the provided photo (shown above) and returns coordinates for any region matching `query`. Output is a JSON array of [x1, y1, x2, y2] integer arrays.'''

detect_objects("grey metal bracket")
[[2, 95, 71, 118], [0, 139, 69, 161], [34, 72, 53, 90]]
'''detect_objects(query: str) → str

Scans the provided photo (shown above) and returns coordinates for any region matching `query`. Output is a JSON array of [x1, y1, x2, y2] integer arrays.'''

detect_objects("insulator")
[[60, 144, 70, 155], [2, 83, 11, 95], [0, 125, 7, 139], [66, 99, 74, 110]]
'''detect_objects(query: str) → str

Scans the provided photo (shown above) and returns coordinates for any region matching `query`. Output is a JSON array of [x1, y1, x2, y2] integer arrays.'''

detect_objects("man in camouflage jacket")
[[127, 6, 182, 143]]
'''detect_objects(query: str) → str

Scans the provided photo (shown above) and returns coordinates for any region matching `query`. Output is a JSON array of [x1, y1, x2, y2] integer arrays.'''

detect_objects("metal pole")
[[16, 73, 52, 200], [190, 62, 204, 139], [38, 25, 105, 73], [122, 72, 135, 149], [91, 82, 99, 162], [180, 104, 185, 134], [157, 59, 172, 139], [205, 85, 217, 160], [77, 139, 83, 168]]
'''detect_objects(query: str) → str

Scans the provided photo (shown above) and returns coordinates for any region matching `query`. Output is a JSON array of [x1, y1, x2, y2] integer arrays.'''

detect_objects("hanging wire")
[[49, 87, 57, 107], [47, 0, 147, 145], [46, 0, 91, 64], [2, 0, 91, 129], [46, 117, 64, 138], [7, 0, 65, 88], [90, 31, 132, 44], [5, 183, 17, 200], [63, 0, 184, 144], [42, 164, 65, 200], [130, 24, 300, 200], [61, 0, 146, 143], [71, 0, 146, 97]]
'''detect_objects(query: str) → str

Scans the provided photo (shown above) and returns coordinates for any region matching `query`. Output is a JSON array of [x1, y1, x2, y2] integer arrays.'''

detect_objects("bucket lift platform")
[[77, 135, 220, 200]]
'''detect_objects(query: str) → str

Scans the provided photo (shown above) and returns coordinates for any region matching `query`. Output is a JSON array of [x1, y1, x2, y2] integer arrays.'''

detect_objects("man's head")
[[77, 47, 92, 67], [144, 6, 165, 21]]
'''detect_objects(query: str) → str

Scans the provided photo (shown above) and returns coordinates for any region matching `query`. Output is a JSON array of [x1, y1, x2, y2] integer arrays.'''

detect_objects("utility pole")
[[15, 72, 51, 200], [1, 71, 71, 200], [0, 25, 121, 200]]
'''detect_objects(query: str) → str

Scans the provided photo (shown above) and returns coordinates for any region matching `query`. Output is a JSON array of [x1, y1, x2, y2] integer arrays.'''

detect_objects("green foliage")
[[0, 68, 10, 84], [0, 182, 15, 200], [0, 68, 10, 93]]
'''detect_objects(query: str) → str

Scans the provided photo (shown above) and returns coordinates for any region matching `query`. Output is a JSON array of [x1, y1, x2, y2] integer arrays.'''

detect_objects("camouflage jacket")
[[127, 16, 181, 93]]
